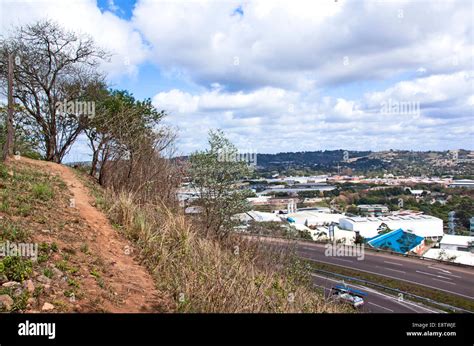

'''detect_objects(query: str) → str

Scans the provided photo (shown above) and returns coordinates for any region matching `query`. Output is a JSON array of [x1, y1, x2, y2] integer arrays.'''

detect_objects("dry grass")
[[104, 191, 350, 313]]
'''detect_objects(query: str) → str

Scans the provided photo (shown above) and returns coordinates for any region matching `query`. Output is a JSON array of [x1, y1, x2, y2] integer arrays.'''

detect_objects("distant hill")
[[176, 149, 474, 176], [255, 149, 474, 176]]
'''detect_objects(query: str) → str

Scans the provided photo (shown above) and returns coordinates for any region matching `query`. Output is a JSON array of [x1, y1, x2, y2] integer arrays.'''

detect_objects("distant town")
[[178, 149, 474, 266]]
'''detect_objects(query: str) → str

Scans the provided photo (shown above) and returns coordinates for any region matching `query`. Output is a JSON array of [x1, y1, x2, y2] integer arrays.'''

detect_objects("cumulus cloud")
[[0, 0, 150, 79], [133, 0, 472, 90], [1, 0, 472, 156], [153, 73, 473, 154]]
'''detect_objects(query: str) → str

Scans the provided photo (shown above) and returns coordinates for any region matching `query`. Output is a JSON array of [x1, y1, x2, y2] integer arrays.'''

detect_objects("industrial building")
[[310, 225, 357, 245], [367, 228, 425, 255], [285, 210, 345, 227], [357, 204, 389, 216], [448, 179, 474, 189], [338, 215, 443, 240], [235, 211, 282, 223], [423, 235, 474, 266], [439, 234, 474, 252]]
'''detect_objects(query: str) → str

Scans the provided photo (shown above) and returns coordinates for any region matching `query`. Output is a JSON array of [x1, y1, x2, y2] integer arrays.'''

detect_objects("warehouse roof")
[[440, 234, 474, 247]]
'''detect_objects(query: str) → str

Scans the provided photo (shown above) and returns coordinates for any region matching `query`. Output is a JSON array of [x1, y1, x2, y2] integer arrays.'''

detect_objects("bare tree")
[[0, 20, 108, 162]]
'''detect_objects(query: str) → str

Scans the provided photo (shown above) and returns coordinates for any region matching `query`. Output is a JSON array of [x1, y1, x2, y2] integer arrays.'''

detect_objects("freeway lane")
[[258, 237, 474, 300], [311, 273, 441, 313]]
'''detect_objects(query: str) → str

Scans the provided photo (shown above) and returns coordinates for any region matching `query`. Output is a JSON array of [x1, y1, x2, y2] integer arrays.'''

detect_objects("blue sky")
[[97, 0, 135, 20], [1, 0, 473, 162]]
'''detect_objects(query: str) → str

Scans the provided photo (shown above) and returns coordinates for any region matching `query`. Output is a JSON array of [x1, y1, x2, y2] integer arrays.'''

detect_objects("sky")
[[0, 0, 473, 161]]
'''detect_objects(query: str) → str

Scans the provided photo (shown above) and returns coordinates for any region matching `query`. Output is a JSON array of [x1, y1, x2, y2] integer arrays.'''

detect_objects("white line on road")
[[427, 267, 462, 278], [383, 267, 406, 274], [432, 278, 456, 286], [301, 246, 318, 251], [311, 273, 440, 313], [368, 302, 394, 312], [416, 270, 452, 280], [300, 256, 474, 300], [333, 258, 354, 263], [428, 266, 452, 274], [384, 261, 404, 267]]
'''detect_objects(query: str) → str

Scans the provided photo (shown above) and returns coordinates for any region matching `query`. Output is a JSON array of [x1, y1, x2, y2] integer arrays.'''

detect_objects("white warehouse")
[[339, 215, 444, 240]]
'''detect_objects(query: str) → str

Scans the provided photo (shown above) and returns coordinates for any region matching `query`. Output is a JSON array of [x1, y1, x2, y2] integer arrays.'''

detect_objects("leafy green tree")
[[189, 130, 252, 239], [84, 89, 167, 182]]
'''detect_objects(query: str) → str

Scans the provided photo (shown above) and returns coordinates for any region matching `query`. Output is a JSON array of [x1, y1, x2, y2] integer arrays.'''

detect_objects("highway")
[[312, 273, 442, 313], [256, 237, 474, 301]]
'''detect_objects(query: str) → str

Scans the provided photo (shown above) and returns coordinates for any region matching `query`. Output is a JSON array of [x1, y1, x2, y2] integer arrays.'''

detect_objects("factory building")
[[448, 179, 474, 189], [285, 210, 345, 227], [439, 234, 474, 252], [339, 215, 443, 240], [357, 204, 389, 216]]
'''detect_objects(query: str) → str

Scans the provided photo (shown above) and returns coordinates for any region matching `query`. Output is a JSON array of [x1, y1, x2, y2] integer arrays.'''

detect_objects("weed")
[[0, 256, 33, 282], [80, 243, 89, 254], [32, 183, 53, 201], [43, 268, 54, 279], [90, 269, 101, 278], [0, 221, 29, 242], [67, 278, 80, 288]]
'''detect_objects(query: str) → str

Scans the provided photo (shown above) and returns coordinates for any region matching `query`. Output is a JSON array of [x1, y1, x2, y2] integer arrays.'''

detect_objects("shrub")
[[1, 256, 33, 282]]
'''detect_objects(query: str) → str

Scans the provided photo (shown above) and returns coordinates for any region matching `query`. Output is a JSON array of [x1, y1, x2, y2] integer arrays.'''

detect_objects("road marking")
[[368, 302, 394, 312], [383, 267, 406, 274], [428, 266, 452, 274], [384, 261, 404, 267], [333, 258, 354, 263], [311, 273, 442, 313], [301, 246, 318, 251], [432, 278, 456, 286], [427, 267, 462, 278], [300, 256, 474, 300], [434, 272, 462, 279], [416, 270, 452, 280], [391, 297, 442, 313]]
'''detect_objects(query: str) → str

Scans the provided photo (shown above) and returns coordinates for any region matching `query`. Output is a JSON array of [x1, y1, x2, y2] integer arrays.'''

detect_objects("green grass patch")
[[43, 268, 54, 279], [55, 260, 78, 274], [0, 164, 9, 180], [0, 221, 29, 242], [32, 183, 54, 201], [0, 256, 33, 282], [0, 286, 30, 311]]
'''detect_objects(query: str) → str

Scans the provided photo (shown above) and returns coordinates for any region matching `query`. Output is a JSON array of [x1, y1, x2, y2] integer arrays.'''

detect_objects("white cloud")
[[0, 0, 150, 79], [133, 0, 473, 90], [153, 64, 473, 154], [2, 0, 472, 154], [364, 71, 473, 119]]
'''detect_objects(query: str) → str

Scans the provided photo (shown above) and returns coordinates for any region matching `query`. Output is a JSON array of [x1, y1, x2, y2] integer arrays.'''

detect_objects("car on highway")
[[330, 284, 367, 308]]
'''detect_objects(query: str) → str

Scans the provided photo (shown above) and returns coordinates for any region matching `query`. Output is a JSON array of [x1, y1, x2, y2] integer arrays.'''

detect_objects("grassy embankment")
[[0, 161, 111, 312], [77, 170, 351, 313]]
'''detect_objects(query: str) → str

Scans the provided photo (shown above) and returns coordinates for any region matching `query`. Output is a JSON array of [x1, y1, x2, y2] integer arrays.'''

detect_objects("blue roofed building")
[[367, 228, 425, 254]]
